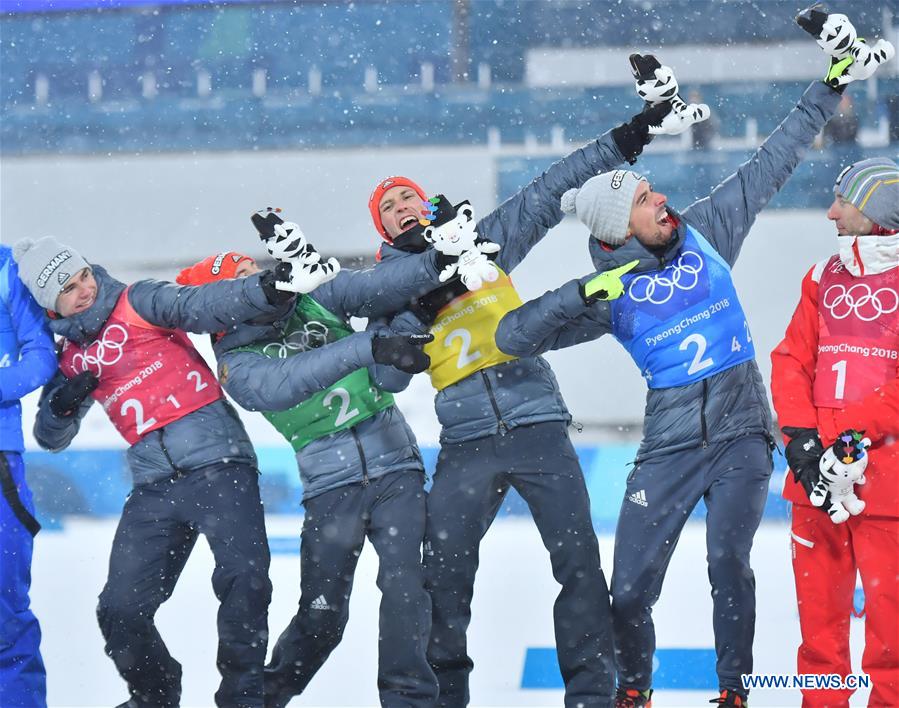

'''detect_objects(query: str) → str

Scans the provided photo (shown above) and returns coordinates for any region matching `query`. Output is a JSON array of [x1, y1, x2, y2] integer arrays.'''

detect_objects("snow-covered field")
[[33, 517, 869, 708]]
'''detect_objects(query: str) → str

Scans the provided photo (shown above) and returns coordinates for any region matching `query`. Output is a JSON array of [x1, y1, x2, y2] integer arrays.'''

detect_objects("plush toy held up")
[[421, 196, 501, 291], [811, 429, 871, 524]]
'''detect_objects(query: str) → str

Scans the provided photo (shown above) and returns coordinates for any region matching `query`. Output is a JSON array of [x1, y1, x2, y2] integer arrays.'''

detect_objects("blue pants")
[[424, 421, 615, 708], [611, 435, 772, 694], [265, 470, 437, 708], [0, 452, 47, 708], [97, 463, 271, 708]]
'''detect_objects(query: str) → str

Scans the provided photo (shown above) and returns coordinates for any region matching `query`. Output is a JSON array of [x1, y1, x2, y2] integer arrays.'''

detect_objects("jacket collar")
[[837, 234, 899, 276], [49, 265, 126, 344]]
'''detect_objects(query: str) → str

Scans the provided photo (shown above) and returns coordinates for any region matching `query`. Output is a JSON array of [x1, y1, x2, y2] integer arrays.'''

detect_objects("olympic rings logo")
[[822, 284, 898, 321], [71, 324, 128, 375], [628, 250, 704, 305], [262, 321, 330, 358]]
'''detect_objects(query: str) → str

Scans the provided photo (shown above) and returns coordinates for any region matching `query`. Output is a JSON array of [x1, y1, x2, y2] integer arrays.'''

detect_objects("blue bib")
[[611, 226, 755, 389]]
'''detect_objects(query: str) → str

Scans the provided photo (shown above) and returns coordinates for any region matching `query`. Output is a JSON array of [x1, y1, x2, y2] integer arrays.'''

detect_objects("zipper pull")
[[499, 420, 509, 436], [571, 421, 584, 434], [362, 475, 370, 487]]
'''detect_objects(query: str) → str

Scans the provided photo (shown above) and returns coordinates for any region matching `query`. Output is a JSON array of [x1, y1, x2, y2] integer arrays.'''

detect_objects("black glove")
[[259, 262, 297, 305], [782, 426, 825, 497], [49, 371, 99, 417], [611, 102, 673, 164], [372, 333, 434, 374]]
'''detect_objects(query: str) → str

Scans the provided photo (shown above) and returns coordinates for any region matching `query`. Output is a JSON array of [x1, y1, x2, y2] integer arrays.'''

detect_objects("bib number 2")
[[679, 333, 714, 375], [446, 328, 482, 369], [323, 387, 360, 426]]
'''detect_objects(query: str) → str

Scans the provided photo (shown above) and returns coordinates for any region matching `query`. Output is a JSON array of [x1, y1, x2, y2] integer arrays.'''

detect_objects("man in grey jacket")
[[181, 209, 474, 708], [14, 235, 312, 708], [493, 16, 885, 704], [362, 59, 706, 708]]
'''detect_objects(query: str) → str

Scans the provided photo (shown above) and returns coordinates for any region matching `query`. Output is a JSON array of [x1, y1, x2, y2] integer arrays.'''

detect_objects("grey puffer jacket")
[[34, 265, 289, 486], [215, 250, 443, 500], [495, 81, 840, 462], [371, 129, 627, 444]]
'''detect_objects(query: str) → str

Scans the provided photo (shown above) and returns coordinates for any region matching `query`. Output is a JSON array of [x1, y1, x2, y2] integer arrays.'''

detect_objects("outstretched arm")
[[495, 276, 613, 357], [480, 129, 627, 273], [127, 271, 288, 335], [219, 332, 375, 412], [311, 249, 443, 320], [681, 86, 840, 266]]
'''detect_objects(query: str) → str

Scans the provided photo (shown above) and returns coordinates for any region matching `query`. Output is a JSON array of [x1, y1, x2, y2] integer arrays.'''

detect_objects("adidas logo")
[[628, 489, 648, 507], [310, 595, 330, 611]]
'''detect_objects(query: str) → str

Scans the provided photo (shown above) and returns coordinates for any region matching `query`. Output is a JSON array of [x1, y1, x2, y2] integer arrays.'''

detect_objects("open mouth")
[[656, 209, 669, 226], [399, 215, 418, 231]]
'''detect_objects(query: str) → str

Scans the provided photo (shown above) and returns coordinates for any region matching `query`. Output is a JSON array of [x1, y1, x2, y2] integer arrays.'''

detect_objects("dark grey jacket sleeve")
[[480, 130, 626, 273], [364, 313, 423, 393], [127, 272, 281, 334], [219, 331, 375, 412], [33, 370, 94, 452], [312, 249, 442, 320], [495, 276, 613, 357], [681, 81, 840, 266]]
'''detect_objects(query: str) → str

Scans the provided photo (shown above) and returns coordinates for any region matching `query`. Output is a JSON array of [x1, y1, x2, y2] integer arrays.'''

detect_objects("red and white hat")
[[176, 251, 255, 286]]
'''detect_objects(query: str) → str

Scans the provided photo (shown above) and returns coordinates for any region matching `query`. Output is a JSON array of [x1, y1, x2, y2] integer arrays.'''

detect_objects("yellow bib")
[[425, 270, 522, 391]]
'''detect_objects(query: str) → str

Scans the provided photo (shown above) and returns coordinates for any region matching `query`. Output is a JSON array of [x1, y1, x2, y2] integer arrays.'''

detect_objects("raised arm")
[[495, 275, 613, 357], [681, 84, 840, 266], [33, 370, 94, 452], [480, 130, 626, 273], [0, 258, 56, 402], [311, 249, 443, 320], [218, 333, 375, 412], [127, 271, 289, 335]]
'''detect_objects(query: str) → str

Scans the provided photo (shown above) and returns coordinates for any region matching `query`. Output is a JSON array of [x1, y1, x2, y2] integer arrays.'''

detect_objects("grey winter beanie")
[[12, 236, 90, 311], [561, 170, 646, 246], [834, 157, 899, 230]]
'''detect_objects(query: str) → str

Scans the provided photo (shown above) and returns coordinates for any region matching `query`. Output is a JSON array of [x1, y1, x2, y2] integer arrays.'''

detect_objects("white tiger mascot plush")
[[422, 197, 501, 291], [810, 430, 871, 524]]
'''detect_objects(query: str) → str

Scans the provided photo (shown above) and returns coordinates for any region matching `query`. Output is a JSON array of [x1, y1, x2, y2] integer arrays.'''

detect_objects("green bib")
[[237, 296, 394, 451]]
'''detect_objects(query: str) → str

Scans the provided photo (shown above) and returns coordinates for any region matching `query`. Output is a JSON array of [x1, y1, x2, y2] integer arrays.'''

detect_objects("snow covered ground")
[[33, 517, 869, 708]]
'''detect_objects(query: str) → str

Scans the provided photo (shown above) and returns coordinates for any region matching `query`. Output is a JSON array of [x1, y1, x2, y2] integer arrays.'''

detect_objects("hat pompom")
[[12, 238, 36, 262], [560, 188, 579, 216]]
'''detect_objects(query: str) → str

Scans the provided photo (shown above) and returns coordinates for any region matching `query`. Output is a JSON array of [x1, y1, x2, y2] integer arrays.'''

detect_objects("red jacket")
[[771, 240, 899, 517]]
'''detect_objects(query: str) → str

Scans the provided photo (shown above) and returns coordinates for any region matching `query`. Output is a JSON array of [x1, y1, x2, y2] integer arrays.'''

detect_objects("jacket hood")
[[588, 208, 687, 274], [49, 264, 126, 344], [837, 234, 899, 276]]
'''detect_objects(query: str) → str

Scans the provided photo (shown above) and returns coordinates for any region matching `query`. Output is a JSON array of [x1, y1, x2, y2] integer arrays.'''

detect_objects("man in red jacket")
[[771, 157, 899, 707]]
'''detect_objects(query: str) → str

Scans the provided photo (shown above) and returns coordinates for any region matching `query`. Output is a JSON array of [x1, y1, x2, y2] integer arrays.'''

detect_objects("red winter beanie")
[[368, 176, 428, 242], [176, 251, 255, 286]]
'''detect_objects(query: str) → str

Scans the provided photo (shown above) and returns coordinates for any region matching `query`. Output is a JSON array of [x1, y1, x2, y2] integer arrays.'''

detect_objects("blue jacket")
[[370, 129, 627, 444], [33, 265, 290, 486], [496, 81, 841, 462], [0, 246, 57, 453], [216, 250, 443, 500]]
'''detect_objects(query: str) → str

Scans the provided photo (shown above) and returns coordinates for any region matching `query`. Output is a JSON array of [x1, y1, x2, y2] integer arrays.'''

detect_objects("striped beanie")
[[834, 158, 899, 230]]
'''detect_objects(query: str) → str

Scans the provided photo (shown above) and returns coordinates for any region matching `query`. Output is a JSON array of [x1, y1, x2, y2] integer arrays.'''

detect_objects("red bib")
[[813, 256, 899, 408], [58, 289, 223, 444]]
